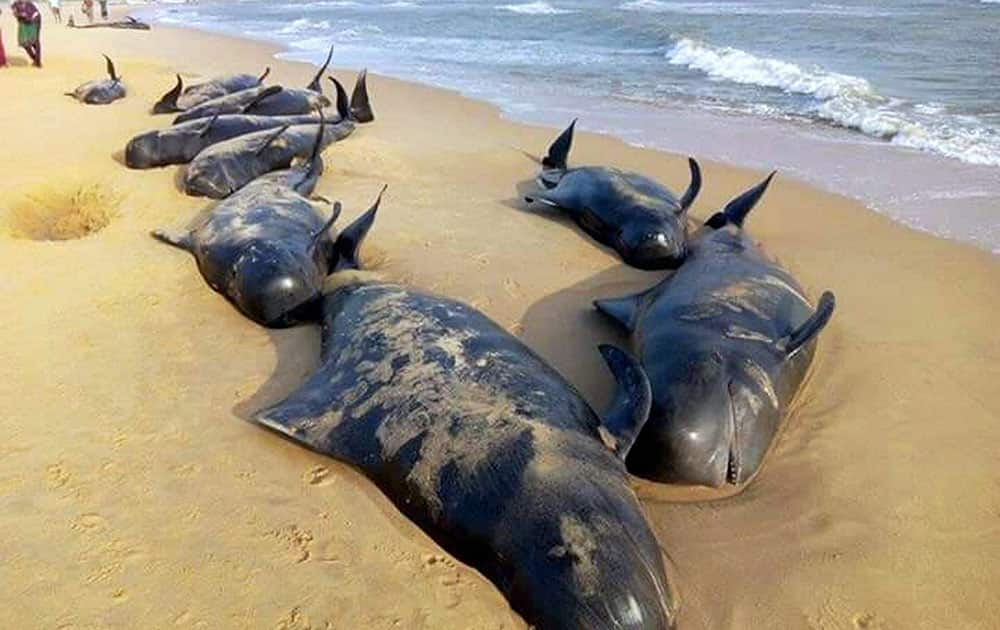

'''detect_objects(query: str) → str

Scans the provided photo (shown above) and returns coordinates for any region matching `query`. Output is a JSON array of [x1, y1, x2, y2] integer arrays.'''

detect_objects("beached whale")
[[152, 67, 270, 114], [253, 268, 678, 629], [525, 120, 701, 270], [595, 173, 836, 489], [152, 122, 379, 327], [68, 15, 150, 30], [183, 88, 356, 199], [126, 76, 356, 169], [65, 55, 126, 105], [171, 46, 337, 123]]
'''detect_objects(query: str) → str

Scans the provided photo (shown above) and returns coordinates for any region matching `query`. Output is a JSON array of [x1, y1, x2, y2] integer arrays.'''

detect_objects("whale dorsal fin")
[[593, 288, 650, 334], [257, 66, 271, 84], [778, 291, 835, 357], [255, 124, 291, 156], [242, 85, 283, 114], [349, 69, 374, 123], [542, 119, 576, 170], [596, 345, 652, 460], [103, 54, 120, 83], [332, 186, 385, 271], [307, 44, 334, 93], [678, 157, 702, 212], [705, 171, 776, 229], [153, 74, 183, 114]]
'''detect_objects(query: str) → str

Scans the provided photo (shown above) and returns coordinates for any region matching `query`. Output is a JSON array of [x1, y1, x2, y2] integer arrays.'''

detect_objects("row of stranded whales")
[[182, 89, 357, 198], [168, 46, 341, 124], [66, 55, 126, 105], [152, 67, 271, 114], [595, 174, 836, 488], [127, 74, 367, 169], [526, 120, 702, 270], [153, 118, 380, 327], [254, 271, 677, 630]]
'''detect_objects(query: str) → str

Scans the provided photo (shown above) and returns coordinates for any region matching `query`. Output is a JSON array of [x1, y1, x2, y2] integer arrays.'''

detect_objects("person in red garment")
[[0, 6, 8, 68], [11, 0, 42, 68]]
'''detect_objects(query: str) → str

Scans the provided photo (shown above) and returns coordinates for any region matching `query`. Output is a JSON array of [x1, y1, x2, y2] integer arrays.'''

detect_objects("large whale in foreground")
[[253, 267, 678, 629], [152, 120, 379, 327], [595, 174, 835, 489], [525, 120, 701, 270], [126, 76, 363, 169]]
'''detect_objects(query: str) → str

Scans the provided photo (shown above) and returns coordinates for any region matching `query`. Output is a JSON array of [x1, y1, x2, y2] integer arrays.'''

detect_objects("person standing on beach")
[[49, 0, 62, 24], [11, 0, 42, 68], [0, 7, 7, 68], [98, 0, 108, 20], [82, 0, 94, 24]]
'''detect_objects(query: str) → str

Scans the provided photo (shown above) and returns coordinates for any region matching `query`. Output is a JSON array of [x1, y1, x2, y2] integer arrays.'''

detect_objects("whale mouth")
[[726, 380, 741, 485]]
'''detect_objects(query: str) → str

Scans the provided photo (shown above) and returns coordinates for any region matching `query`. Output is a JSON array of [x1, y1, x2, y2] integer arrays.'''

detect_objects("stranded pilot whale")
[[253, 268, 678, 629], [66, 55, 126, 105], [152, 67, 271, 114], [524, 120, 701, 270], [152, 121, 380, 327], [183, 84, 356, 199], [595, 173, 836, 489], [126, 76, 359, 170], [171, 45, 338, 124]]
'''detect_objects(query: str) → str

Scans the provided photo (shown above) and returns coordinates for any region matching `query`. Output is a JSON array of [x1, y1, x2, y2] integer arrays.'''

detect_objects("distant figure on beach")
[[49, 0, 62, 24], [98, 0, 108, 20], [11, 0, 42, 68], [82, 0, 94, 23]]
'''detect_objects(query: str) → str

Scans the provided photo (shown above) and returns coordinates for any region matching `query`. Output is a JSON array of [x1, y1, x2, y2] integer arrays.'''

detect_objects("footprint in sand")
[[302, 465, 334, 486], [45, 463, 71, 489]]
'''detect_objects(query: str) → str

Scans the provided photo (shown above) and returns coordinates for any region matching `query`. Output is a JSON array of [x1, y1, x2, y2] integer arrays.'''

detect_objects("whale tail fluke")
[[678, 157, 702, 212], [350, 69, 374, 123], [597, 344, 652, 460], [780, 291, 836, 356], [152, 74, 184, 114], [705, 171, 776, 229], [542, 118, 576, 171]]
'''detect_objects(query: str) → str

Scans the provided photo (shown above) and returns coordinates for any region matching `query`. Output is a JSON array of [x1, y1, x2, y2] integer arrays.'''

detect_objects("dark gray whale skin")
[[66, 55, 125, 105], [151, 123, 379, 328], [253, 273, 678, 630], [126, 76, 356, 170], [171, 85, 287, 124], [595, 174, 836, 489], [151, 69, 269, 114], [525, 120, 702, 270]]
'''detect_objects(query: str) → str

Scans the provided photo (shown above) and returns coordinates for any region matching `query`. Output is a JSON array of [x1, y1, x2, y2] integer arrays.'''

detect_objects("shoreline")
[[137, 0, 1000, 256], [1, 8, 999, 630]]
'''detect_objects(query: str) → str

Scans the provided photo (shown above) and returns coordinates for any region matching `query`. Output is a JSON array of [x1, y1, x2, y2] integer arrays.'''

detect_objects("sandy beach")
[[1, 6, 999, 629]]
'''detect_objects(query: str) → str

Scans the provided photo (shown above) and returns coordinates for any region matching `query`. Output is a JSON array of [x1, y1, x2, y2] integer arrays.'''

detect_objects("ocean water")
[[142, 0, 1000, 252]]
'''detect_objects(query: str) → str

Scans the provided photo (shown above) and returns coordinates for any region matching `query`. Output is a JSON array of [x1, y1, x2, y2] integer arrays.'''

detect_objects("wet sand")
[[1, 8, 998, 629]]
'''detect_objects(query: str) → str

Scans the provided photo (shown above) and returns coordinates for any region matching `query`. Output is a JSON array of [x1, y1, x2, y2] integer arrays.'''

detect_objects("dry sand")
[[1, 7, 998, 629]]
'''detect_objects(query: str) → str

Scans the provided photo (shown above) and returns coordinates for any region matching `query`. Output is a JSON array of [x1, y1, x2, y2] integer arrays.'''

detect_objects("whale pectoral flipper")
[[241, 85, 283, 113], [542, 119, 576, 170], [253, 381, 343, 454], [678, 157, 702, 212], [593, 291, 646, 333], [596, 344, 652, 459], [705, 171, 776, 229], [150, 228, 193, 252], [197, 113, 221, 138], [779, 291, 836, 357]]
